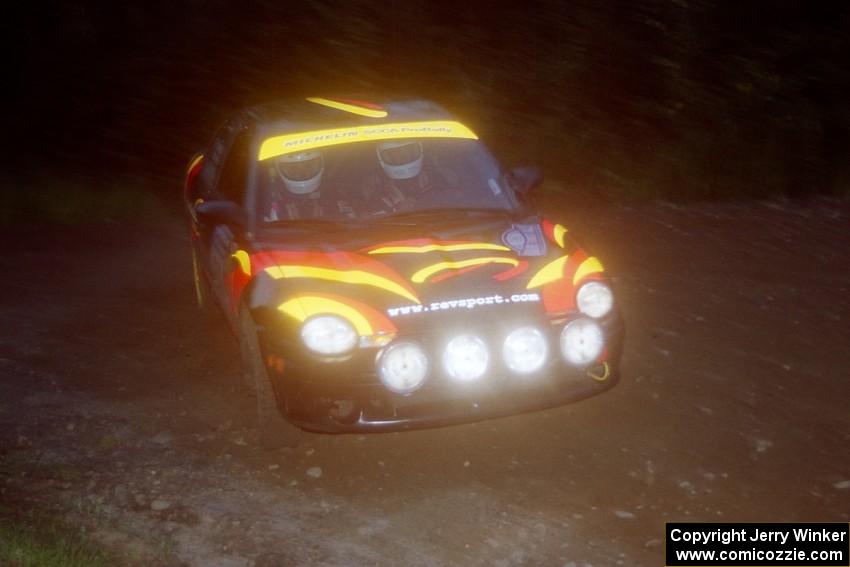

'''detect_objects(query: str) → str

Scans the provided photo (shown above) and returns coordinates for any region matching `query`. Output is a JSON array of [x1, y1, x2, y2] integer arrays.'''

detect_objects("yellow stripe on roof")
[[307, 97, 388, 118], [259, 120, 478, 161]]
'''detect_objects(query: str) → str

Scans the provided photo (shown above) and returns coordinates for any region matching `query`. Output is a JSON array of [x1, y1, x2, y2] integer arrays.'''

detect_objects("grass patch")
[[0, 512, 113, 567]]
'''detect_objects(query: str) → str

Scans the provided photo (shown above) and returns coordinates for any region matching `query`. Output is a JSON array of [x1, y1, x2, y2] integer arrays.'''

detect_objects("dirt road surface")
[[2, 198, 848, 566]]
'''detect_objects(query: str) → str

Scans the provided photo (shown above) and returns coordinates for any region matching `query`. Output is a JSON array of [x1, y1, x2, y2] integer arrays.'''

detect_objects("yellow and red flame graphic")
[[279, 293, 397, 339], [226, 229, 605, 322]]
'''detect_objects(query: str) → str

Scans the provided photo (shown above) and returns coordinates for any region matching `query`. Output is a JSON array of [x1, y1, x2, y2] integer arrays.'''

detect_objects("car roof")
[[244, 97, 455, 136]]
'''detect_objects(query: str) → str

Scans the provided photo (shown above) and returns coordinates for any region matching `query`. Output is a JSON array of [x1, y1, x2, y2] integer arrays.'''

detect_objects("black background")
[[5, 1, 850, 203]]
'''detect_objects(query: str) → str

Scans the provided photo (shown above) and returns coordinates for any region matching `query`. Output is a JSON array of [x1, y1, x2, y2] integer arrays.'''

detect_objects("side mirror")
[[195, 201, 246, 228], [507, 166, 544, 195]]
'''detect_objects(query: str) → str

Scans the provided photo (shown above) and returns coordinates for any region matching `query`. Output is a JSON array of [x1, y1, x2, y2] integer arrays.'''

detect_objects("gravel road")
[[1, 197, 848, 566]]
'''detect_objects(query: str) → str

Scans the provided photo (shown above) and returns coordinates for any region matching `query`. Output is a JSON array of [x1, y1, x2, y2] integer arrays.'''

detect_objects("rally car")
[[184, 96, 623, 446]]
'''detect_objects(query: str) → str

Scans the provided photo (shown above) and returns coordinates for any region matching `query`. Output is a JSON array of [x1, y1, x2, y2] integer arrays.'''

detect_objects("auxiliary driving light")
[[576, 281, 614, 319], [301, 315, 358, 355], [442, 334, 489, 382], [559, 318, 604, 367], [378, 341, 429, 394], [503, 327, 548, 374]]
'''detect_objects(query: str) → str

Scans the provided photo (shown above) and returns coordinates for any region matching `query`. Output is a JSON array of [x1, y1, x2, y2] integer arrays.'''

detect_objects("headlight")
[[301, 316, 357, 355], [503, 327, 548, 374], [377, 341, 429, 394], [576, 281, 613, 318], [442, 334, 489, 382], [560, 318, 604, 366]]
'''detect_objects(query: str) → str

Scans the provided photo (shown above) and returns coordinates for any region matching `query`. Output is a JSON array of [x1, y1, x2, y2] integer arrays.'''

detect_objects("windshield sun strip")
[[258, 120, 478, 161]]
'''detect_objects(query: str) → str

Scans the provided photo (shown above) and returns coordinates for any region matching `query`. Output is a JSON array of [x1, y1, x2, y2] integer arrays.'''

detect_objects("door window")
[[217, 129, 251, 203]]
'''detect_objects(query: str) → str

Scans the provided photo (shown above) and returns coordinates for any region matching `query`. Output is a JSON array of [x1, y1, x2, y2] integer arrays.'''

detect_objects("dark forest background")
[[4, 1, 850, 222]]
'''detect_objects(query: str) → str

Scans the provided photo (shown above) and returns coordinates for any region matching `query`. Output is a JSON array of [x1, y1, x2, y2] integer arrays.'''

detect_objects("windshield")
[[257, 138, 519, 224]]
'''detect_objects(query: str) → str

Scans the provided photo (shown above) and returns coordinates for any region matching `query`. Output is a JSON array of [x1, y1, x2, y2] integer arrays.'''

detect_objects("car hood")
[[237, 218, 606, 336]]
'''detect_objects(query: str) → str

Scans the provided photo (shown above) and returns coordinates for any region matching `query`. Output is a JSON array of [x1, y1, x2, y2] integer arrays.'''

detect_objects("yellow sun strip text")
[[258, 120, 478, 161]]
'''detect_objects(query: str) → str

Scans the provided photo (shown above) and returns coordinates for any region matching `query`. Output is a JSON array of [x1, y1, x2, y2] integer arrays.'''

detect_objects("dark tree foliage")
[[6, 0, 850, 201]]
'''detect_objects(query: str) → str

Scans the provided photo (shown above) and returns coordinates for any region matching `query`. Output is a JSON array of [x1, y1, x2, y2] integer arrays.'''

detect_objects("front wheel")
[[239, 307, 302, 449], [191, 245, 214, 311]]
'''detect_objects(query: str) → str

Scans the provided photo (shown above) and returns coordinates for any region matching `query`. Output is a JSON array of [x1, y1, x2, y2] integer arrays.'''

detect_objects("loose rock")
[[151, 431, 174, 445], [150, 499, 172, 511]]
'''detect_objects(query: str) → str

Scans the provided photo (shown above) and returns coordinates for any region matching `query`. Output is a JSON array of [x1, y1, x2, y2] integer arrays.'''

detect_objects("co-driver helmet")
[[376, 141, 423, 180]]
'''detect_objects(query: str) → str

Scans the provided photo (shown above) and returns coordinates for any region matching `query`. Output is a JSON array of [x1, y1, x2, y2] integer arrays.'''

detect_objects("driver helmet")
[[275, 150, 324, 195], [377, 141, 423, 180]]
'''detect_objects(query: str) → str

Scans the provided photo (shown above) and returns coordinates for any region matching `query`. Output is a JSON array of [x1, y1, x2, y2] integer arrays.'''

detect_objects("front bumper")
[[284, 364, 617, 433], [262, 315, 624, 433]]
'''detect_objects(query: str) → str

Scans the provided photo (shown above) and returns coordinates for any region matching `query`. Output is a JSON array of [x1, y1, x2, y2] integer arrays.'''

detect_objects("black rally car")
[[184, 96, 622, 445]]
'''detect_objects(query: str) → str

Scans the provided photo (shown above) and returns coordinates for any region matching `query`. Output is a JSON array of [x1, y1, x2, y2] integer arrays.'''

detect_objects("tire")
[[238, 307, 259, 397], [191, 245, 214, 311], [238, 306, 302, 449]]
